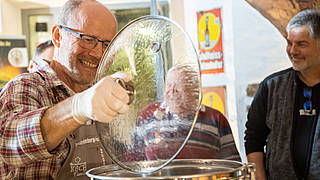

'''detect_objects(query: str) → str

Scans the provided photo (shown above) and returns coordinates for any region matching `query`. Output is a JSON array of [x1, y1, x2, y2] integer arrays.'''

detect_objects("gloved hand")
[[72, 72, 132, 124]]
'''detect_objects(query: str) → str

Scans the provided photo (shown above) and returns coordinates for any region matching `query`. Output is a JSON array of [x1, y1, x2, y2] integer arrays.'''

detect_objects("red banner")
[[197, 8, 224, 74]]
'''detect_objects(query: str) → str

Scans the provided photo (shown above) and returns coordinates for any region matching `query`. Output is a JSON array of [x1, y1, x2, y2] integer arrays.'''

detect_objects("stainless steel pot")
[[86, 159, 256, 180]]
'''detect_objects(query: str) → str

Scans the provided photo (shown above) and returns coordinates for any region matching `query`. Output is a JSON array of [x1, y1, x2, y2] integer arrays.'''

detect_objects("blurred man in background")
[[136, 65, 241, 161], [28, 40, 54, 72]]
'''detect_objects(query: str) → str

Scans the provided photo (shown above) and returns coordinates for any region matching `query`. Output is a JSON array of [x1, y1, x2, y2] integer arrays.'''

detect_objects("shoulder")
[[6, 72, 46, 88], [253, 68, 296, 95], [140, 101, 162, 113], [262, 67, 295, 84], [198, 105, 229, 126], [0, 73, 52, 113], [200, 105, 224, 116], [138, 101, 162, 120], [1, 72, 50, 98]]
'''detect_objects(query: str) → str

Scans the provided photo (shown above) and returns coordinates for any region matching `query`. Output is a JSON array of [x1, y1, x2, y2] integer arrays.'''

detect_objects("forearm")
[[41, 96, 80, 151], [247, 152, 266, 180]]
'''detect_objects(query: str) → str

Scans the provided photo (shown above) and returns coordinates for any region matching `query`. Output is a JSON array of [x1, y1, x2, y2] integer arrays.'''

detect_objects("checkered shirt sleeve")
[[0, 72, 69, 179]]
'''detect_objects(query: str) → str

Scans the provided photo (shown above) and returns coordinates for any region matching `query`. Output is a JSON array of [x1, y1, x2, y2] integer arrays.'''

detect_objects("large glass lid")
[[95, 15, 202, 174]]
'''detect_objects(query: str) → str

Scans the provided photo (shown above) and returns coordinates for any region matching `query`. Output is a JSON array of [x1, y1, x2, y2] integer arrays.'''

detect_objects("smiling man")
[[0, 0, 132, 179], [245, 10, 320, 180]]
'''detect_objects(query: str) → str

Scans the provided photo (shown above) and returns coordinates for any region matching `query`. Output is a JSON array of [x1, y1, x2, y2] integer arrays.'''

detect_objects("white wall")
[[232, 0, 291, 163], [232, 1, 290, 83], [0, 0, 22, 35], [179, 0, 291, 162]]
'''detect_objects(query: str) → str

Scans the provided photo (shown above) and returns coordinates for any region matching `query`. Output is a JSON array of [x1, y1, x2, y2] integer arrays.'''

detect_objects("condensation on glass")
[[94, 15, 202, 174]]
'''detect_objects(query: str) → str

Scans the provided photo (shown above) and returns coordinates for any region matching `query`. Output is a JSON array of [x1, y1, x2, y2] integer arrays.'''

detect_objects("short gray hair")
[[167, 65, 201, 101], [286, 9, 320, 39], [167, 65, 200, 91]]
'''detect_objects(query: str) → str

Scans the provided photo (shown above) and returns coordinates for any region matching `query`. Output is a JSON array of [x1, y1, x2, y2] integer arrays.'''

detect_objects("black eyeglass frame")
[[59, 25, 111, 51]]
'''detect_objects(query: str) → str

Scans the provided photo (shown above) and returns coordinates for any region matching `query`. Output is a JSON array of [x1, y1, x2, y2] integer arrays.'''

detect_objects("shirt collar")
[[32, 58, 75, 95]]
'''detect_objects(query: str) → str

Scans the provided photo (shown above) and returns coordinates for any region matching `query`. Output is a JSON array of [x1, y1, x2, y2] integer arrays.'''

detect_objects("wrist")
[[71, 93, 89, 124]]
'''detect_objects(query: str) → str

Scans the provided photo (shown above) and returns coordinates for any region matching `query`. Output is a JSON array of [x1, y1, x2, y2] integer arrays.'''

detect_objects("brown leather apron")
[[55, 123, 113, 179]]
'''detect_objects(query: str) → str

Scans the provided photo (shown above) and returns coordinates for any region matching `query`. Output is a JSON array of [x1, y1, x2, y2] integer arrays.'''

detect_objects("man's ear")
[[52, 25, 62, 48]]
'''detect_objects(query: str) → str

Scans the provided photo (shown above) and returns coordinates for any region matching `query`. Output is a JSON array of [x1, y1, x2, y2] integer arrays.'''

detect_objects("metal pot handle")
[[245, 162, 256, 180]]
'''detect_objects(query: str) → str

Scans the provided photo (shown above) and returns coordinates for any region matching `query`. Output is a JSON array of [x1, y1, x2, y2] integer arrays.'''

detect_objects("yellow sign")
[[198, 12, 221, 50], [0, 65, 22, 82], [202, 91, 225, 115]]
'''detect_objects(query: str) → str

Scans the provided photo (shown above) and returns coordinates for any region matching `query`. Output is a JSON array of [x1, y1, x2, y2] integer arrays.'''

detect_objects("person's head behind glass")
[[51, 0, 117, 92], [164, 65, 200, 116]]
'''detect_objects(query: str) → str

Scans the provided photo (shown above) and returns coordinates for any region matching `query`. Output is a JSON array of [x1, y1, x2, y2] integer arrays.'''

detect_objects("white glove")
[[72, 72, 132, 124]]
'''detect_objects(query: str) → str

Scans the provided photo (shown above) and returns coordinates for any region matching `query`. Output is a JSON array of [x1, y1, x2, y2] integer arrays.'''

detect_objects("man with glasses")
[[0, 0, 131, 179], [245, 10, 320, 180]]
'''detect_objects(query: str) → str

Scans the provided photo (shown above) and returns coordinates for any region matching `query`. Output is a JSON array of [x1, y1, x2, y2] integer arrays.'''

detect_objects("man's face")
[[296, 0, 315, 10], [164, 70, 198, 115], [57, 2, 117, 89], [286, 26, 320, 75]]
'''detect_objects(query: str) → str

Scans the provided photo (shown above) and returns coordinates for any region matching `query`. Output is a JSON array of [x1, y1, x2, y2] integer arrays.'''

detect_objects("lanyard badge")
[[299, 87, 316, 116]]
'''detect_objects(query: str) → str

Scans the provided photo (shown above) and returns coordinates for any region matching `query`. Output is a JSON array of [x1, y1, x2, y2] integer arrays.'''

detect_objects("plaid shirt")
[[0, 58, 74, 179]]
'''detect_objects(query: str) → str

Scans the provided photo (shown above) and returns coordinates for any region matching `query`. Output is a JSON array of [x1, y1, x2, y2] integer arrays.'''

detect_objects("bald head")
[[164, 65, 200, 115], [51, 0, 118, 91], [57, 0, 117, 32]]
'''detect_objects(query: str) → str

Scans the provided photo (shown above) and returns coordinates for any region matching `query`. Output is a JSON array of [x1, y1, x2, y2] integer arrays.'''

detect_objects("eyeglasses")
[[300, 87, 316, 116], [59, 25, 111, 52]]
